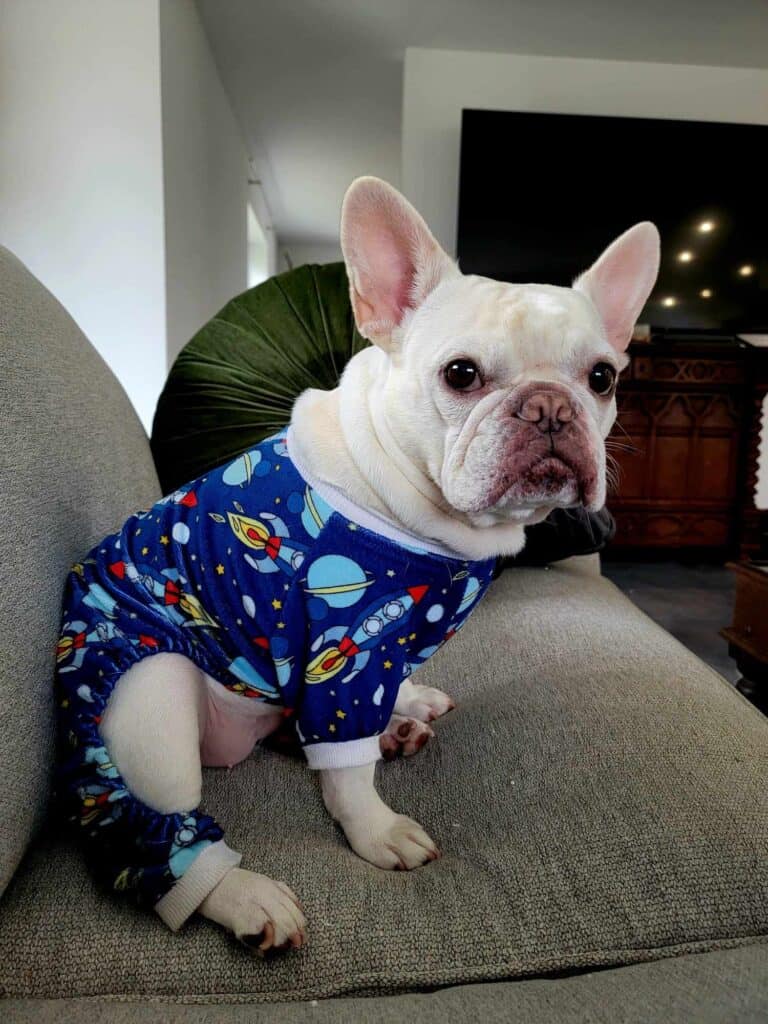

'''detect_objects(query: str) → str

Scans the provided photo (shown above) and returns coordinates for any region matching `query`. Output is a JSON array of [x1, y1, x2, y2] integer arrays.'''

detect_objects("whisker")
[[612, 418, 633, 442], [604, 452, 623, 495], [605, 438, 642, 456]]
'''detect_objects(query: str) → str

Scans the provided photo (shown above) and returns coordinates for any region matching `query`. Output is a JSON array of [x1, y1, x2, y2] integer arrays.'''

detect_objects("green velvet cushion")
[[151, 263, 368, 491]]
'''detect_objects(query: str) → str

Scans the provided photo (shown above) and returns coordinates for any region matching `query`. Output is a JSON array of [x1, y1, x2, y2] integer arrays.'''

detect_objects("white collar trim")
[[286, 428, 468, 562]]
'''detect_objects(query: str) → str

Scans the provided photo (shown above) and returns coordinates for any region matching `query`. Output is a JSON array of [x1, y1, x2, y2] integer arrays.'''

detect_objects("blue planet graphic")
[[227, 656, 278, 696], [457, 576, 481, 614], [304, 555, 372, 608], [222, 449, 271, 487]]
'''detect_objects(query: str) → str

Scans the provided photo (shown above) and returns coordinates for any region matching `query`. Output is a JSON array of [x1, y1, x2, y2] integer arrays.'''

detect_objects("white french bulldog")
[[96, 178, 659, 952]]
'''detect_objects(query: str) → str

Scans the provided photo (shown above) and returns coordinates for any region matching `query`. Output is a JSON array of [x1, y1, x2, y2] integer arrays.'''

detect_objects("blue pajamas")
[[55, 432, 495, 912]]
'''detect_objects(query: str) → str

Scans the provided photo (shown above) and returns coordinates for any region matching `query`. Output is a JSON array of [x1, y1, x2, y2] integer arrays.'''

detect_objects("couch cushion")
[[0, 247, 161, 893], [1, 563, 767, 1001], [3, 944, 768, 1023]]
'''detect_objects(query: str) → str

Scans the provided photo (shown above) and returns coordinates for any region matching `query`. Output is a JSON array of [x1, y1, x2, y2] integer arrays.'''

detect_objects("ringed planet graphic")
[[457, 575, 482, 614], [304, 555, 374, 608], [222, 448, 271, 487]]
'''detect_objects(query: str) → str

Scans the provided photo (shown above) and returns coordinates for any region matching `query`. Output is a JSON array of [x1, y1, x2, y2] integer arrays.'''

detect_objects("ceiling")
[[196, 0, 768, 249]]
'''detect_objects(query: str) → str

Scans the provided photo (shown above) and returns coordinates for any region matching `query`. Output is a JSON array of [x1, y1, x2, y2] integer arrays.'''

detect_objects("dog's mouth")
[[523, 454, 577, 491], [487, 453, 581, 510], [443, 415, 603, 518]]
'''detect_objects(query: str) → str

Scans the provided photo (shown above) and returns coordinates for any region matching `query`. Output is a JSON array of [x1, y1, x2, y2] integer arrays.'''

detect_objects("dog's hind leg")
[[100, 652, 206, 815], [380, 714, 434, 758], [394, 677, 456, 722], [98, 652, 305, 950], [377, 678, 456, 758]]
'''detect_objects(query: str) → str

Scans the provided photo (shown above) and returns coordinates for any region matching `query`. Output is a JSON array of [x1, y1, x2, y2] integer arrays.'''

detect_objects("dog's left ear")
[[574, 222, 660, 353], [340, 177, 457, 351]]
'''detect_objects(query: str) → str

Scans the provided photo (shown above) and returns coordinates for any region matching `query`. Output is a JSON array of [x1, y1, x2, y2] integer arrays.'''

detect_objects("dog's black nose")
[[515, 389, 576, 433]]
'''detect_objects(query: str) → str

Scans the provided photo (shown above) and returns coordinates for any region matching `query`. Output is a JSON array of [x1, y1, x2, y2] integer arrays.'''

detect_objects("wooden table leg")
[[728, 644, 768, 715]]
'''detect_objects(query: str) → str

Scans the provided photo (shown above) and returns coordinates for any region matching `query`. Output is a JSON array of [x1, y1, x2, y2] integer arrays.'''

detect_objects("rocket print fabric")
[[55, 432, 495, 903]]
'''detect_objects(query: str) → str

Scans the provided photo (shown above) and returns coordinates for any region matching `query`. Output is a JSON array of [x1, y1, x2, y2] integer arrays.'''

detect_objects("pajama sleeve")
[[291, 548, 431, 769], [296, 647, 404, 768], [288, 517, 475, 771]]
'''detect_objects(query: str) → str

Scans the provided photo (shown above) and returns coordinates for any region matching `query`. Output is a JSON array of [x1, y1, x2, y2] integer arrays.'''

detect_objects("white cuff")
[[154, 839, 242, 931], [303, 734, 382, 769]]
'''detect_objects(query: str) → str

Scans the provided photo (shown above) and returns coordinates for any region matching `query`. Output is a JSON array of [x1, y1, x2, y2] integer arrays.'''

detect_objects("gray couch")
[[1, 246, 767, 1022]]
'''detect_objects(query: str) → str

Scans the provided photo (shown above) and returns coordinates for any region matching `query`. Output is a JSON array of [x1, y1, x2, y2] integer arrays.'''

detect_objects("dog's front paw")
[[199, 867, 306, 953], [395, 683, 456, 723], [380, 714, 434, 759], [344, 812, 440, 870]]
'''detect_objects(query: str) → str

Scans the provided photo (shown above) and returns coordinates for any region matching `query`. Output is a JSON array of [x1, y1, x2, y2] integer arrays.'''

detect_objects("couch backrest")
[[0, 246, 161, 893]]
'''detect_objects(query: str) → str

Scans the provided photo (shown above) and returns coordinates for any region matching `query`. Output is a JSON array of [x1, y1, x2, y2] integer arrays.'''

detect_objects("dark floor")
[[602, 561, 739, 684]]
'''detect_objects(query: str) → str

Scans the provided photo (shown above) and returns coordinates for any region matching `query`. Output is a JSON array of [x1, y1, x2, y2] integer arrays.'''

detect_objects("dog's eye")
[[588, 362, 617, 396], [444, 359, 481, 392]]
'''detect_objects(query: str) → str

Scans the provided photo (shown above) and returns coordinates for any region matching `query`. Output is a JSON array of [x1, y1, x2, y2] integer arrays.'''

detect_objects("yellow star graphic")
[[409, 632, 417, 641], [141, 546, 149, 556], [397, 637, 407, 646], [329, 723, 336, 733], [383, 659, 393, 669], [215, 564, 225, 575], [277, 621, 286, 629], [159, 535, 170, 545], [271, 598, 282, 610], [336, 709, 347, 719], [386, 569, 395, 577]]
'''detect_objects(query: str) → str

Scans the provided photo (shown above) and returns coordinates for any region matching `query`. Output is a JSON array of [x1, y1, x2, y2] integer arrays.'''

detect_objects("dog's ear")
[[574, 222, 660, 353], [340, 177, 457, 350]]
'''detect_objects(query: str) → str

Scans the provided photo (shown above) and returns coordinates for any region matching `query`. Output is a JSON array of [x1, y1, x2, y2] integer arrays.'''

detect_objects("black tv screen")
[[457, 109, 768, 335]]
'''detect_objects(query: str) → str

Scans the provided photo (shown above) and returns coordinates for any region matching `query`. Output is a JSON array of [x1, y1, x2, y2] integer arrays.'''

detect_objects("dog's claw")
[[200, 868, 307, 954], [345, 813, 440, 870]]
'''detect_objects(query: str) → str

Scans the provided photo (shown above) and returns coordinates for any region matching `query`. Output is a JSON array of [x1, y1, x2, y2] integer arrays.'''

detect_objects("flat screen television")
[[457, 109, 768, 336]]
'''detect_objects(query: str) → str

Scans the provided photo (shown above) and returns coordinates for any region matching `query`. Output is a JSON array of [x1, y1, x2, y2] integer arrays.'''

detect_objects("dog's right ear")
[[340, 177, 457, 351]]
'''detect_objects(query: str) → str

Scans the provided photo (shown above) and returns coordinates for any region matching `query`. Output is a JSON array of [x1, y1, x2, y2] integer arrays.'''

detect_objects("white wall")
[[0, 0, 264, 428], [281, 241, 344, 270], [0, 0, 166, 430], [159, 0, 252, 364], [402, 48, 768, 256]]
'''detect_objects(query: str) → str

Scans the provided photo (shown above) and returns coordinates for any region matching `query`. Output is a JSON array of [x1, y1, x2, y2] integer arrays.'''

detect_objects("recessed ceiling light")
[[739, 264, 755, 277], [661, 296, 678, 308], [698, 220, 715, 233], [700, 288, 713, 299], [677, 251, 694, 263]]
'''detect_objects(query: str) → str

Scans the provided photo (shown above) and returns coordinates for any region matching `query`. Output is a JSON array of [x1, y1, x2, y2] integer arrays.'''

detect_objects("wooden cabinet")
[[721, 561, 768, 712], [607, 340, 768, 559]]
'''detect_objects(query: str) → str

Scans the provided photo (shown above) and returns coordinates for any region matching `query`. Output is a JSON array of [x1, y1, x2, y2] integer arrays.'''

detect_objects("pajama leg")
[[60, 652, 240, 929]]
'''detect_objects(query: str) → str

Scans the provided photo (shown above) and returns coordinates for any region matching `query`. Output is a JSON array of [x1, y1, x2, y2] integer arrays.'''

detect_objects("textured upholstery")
[[4, 945, 768, 1023], [3, 246, 767, 1014], [0, 246, 161, 893], [2, 562, 767, 1001]]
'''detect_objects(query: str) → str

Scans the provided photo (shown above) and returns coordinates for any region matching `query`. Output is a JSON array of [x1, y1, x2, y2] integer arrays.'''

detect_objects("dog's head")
[[340, 177, 659, 530]]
